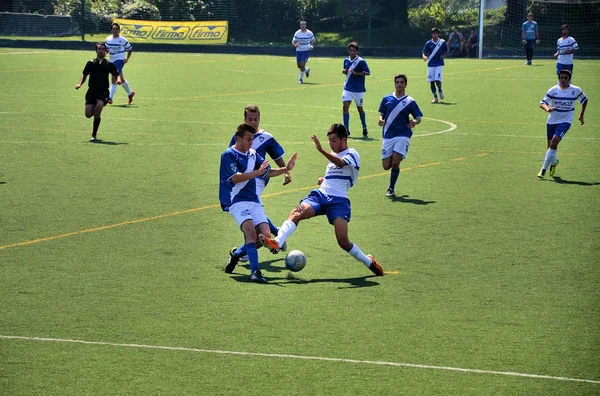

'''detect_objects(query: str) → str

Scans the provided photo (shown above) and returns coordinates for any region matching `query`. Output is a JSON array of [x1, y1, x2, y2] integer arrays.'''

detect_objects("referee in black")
[[75, 42, 122, 141]]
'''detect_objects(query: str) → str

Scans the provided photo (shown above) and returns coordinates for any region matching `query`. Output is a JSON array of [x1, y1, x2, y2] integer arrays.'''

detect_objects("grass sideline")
[[1, 48, 599, 395]]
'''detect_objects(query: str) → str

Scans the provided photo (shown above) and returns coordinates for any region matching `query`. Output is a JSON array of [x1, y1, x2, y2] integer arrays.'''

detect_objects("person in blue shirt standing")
[[422, 28, 448, 104], [521, 12, 540, 65], [342, 42, 370, 137], [219, 123, 297, 282], [378, 74, 423, 197]]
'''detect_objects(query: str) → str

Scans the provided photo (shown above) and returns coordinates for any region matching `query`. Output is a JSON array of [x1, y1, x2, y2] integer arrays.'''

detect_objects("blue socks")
[[246, 243, 259, 273], [389, 168, 400, 190]]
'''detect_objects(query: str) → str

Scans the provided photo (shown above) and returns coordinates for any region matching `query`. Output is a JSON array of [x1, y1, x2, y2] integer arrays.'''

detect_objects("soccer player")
[[105, 22, 135, 104], [292, 20, 315, 84], [219, 123, 297, 282], [537, 69, 588, 179], [521, 12, 540, 65], [378, 74, 423, 198], [258, 124, 384, 277], [74, 42, 121, 141], [226, 104, 291, 268], [422, 28, 447, 104], [554, 24, 579, 75], [341, 42, 370, 137]]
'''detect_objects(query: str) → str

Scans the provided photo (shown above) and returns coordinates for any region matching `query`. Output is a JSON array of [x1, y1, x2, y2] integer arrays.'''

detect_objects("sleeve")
[[361, 60, 370, 75], [442, 41, 448, 53], [311, 33, 316, 43], [109, 62, 119, 77], [266, 138, 285, 161], [82, 60, 92, 75], [578, 89, 588, 104], [292, 32, 298, 44], [411, 102, 424, 119], [343, 150, 360, 170], [540, 88, 552, 105], [422, 42, 429, 54], [220, 151, 237, 183], [124, 38, 132, 51], [378, 96, 387, 115]]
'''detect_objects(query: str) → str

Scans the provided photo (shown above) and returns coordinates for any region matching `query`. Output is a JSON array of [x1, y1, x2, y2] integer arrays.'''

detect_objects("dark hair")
[[327, 123, 348, 139], [561, 24, 570, 31], [96, 42, 107, 51], [431, 28, 440, 34], [394, 73, 407, 84], [244, 104, 260, 119], [235, 123, 256, 138], [558, 69, 572, 80], [111, 23, 120, 30], [347, 41, 359, 51]]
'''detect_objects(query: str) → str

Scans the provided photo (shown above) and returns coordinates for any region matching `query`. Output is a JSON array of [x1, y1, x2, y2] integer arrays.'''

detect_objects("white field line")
[[1, 335, 598, 385]]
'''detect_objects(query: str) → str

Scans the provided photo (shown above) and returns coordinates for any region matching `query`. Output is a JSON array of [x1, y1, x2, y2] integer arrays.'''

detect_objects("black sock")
[[92, 117, 101, 137]]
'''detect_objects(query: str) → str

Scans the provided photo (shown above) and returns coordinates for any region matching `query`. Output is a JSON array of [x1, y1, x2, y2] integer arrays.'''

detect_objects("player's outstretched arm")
[[75, 74, 87, 89]]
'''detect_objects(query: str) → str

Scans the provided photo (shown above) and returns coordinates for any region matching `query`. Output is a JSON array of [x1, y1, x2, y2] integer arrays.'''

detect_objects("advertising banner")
[[114, 18, 228, 45]]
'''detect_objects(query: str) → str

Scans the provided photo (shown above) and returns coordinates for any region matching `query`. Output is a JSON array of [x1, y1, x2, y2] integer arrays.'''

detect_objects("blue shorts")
[[112, 59, 125, 74], [296, 50, 310, 64], [546, 123, 571, 140], [301, 189, 351, 224], [556, 63, 573, 75], [525, 39, 536, 49]]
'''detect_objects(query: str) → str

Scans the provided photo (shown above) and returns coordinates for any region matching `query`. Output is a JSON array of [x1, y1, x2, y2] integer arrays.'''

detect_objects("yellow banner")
[[114, 18, 228, 45]]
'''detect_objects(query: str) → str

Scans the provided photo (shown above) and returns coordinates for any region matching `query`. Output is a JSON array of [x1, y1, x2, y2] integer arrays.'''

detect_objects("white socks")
[[542, 148, 557, 170], [122, 80, 132, 95], [349, 244, 371, 267], [275, 220, 296, 246], [110, 84, 118, 99]]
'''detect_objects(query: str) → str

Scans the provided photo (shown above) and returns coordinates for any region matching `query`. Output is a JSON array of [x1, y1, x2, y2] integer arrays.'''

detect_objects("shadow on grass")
[[390, 195, 436, 205], [228, 257, 381, 288], [432, 101, 457, 106], [551, 176, 600, 186], [87, 139, 128, 146]]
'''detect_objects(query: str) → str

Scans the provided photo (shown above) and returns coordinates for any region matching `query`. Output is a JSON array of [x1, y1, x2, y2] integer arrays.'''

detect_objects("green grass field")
[[1, 48, 599, 395]]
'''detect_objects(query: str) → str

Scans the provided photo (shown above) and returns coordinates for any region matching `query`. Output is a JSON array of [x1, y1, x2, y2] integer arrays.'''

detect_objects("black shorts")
[[85, 89, 109, 106]]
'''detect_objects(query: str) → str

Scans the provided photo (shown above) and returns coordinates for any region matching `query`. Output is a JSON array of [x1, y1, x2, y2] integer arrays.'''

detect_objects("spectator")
[[466, 30, 478, 57], [447, 27, 464, 57]]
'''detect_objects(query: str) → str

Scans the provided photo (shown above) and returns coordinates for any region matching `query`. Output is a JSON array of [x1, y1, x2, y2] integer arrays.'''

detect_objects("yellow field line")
[[0, 158, 482, 251]]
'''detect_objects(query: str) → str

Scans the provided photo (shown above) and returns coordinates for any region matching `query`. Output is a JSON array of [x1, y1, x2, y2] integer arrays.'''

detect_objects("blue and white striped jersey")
[[292, 29, 315, 51], [541, 84, 587, 125], [422, 39, 447, 67], [319, 148, 360, 199], [105, 35, 132, 62], [556, 36, 578, 65], [343, 57, 370, 92]]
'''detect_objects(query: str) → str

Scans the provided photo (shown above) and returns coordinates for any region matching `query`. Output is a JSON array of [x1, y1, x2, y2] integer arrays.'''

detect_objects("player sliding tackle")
[[259, 123, 384, 277]]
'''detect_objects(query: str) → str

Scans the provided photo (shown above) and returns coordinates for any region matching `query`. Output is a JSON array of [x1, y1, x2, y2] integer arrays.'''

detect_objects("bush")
[[122, 0, 160, 20]]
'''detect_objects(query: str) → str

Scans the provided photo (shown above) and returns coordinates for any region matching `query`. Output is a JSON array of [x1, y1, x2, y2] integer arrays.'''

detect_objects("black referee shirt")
[[82, 58, 119, 91]]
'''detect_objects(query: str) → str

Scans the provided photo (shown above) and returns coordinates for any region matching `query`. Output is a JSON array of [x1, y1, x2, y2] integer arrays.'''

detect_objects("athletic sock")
[[343, 113, 350, 131], [234, 245, 246, 258], [359, 113, 366, 128], [92, 117, 101, 137], [267, 217, 279, 236], [430, 82, 437, 95], [542, 148, 557, 170], [109, 84, 117, 99], [122, 80, 132, 95], [348, 243, 371, 266], [299, 71, 304, 80], [389, 168, 400, 190], [276, 220, 296, 246], [246, 243, 259, 273]]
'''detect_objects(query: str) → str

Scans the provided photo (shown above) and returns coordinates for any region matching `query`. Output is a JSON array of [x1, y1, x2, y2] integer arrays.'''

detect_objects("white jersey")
[[556, 36, 578, 65], [292, 29, 315, 51], [541, 84, 587, 125], [318, 148, 360, 199], [105, 35, 132, 61]]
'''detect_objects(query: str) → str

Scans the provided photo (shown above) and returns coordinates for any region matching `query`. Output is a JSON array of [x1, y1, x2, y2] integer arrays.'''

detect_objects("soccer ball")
[[285, 250, 306, 272]]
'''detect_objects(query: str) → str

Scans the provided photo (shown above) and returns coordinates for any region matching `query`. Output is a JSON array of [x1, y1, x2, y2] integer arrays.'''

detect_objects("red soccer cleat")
[[128, 91, 135, 104]]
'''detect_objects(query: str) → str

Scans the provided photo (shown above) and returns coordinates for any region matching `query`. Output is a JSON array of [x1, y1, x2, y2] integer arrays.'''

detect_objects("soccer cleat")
[[439, 91, 444, 100], [305, 68, 310, 78], [432, 97, 438, 103], [298, 79, 303, 84], [280, 241, 288, 252], [258, 234, 280, 254], [240, 255, 249, 263], [525, 61, 532, 65], [107, 98, 113, 105], [367, 255, 384, 276], [537, 169, 546, 179], [128, 91, 135, 104], [549, 159, 559, 177], [386, 188, 395, 198], [225, 248, 239, 273], [90, 137, 98, 142], [249, 269, 267, 283], [362, 127, 368, 137]]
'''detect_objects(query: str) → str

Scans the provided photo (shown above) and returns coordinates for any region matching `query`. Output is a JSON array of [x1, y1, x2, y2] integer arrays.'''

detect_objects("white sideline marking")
[[1, 335, 598, 385]]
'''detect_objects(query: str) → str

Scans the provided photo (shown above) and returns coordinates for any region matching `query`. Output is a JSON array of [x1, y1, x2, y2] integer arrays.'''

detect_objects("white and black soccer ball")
[[285, 250, 306, 272]]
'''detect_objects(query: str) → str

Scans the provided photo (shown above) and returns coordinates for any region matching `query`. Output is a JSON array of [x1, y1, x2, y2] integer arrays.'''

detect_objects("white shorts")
[[342, 90, 365, 106], [229, 201, 268, 229], [427, 66, 443, 82], [381, 136, 410, 160]]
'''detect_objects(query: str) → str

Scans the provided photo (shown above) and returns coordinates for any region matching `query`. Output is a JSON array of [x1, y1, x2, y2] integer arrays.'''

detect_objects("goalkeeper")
[[521, 12, 540, 66]]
